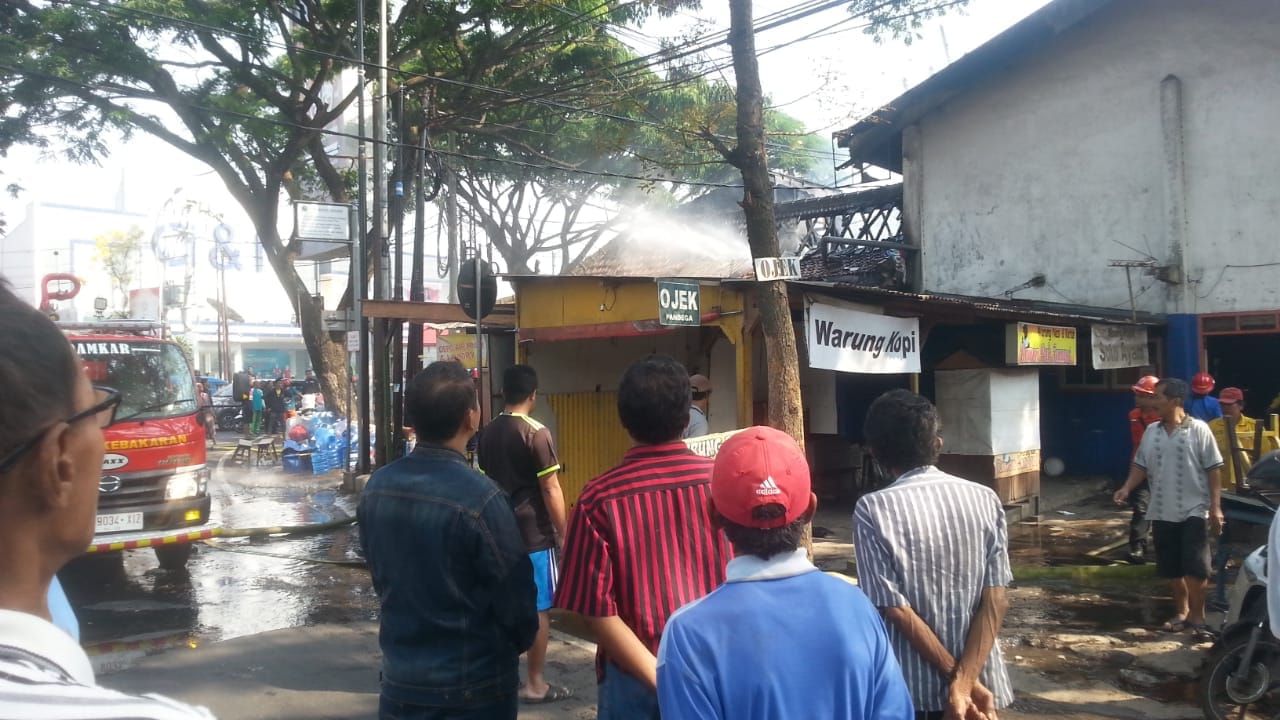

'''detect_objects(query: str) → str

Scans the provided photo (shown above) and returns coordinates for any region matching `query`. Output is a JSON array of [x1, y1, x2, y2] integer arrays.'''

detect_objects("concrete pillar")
[[1166, 313, 1201, 381]]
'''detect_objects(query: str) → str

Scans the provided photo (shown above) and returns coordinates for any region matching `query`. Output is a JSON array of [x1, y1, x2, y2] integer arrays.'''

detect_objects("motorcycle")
[[1201, 451, 1280, 720], [215, 406, 245, 433], [1200, 545, 1277, 719]]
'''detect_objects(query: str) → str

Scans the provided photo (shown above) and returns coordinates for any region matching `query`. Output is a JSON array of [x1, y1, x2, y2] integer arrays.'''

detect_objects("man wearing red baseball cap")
[[656, 426, 913, 720], [1209, 387, 1279, 491], [1205, 386, 1280, 609]]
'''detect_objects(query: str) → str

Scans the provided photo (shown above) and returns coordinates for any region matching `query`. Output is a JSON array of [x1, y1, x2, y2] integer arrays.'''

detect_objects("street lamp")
[[212, 223, 238, 379]]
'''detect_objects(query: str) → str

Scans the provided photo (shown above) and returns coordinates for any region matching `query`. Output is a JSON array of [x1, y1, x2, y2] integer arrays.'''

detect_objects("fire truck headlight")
[[165, 468, 209, 500]]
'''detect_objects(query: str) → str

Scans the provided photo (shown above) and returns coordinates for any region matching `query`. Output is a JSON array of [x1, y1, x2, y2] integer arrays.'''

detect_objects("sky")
[[0, 0, 1052, 264]]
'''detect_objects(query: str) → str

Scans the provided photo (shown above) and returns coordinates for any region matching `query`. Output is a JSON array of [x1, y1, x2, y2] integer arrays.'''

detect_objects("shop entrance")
[[1206, 333, 1280, 418]]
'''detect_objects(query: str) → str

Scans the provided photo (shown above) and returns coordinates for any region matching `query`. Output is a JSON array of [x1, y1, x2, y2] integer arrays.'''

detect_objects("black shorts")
[[1152, 518, 1211, 579]]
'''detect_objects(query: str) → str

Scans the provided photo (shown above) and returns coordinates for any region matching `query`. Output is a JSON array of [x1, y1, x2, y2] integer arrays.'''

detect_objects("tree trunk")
[[726, 0, 804, 449], [296, 291, 351, 420], [256, 222, 351, 421]]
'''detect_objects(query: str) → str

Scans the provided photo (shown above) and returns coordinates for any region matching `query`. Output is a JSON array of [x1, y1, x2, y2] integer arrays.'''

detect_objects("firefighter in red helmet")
[[1125, 375, 1161, 563], [1187, 373, 1223, 422]]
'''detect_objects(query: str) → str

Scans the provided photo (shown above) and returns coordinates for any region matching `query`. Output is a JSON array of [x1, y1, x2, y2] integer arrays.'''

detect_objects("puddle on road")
[[61, 471, 377, 676]]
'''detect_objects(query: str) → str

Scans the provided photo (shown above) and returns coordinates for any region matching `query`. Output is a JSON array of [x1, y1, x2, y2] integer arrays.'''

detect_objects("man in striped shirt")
[[0, 280, 214, 720], [854, 389, 1013, 720], [555, 355, 733, 720]]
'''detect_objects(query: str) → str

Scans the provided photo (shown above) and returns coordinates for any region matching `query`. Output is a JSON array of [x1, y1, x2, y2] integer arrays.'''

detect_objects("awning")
[[360, 300, 516, 329]]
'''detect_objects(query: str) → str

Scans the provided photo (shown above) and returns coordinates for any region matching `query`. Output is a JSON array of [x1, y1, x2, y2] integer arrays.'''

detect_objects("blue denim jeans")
[[597, 662, 660, 720], [378, 693, 516, 720]]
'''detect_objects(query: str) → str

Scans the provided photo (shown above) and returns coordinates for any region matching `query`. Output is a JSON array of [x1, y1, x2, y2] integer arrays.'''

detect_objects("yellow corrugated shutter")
[[543, 392, 631, 507]]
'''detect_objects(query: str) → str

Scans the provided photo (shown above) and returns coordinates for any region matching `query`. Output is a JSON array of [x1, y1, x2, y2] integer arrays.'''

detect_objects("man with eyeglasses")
[[0, 279, 216, 719]]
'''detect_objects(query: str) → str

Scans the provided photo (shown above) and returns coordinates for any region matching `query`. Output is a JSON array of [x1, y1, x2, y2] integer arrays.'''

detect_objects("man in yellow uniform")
[[1209, 387, 1280, 491], [1208, 387, 1279, 609]]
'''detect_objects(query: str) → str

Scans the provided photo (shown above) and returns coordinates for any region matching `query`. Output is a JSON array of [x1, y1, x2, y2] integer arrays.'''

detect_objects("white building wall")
[[0, 202, 149, 317], [0, 199, 302, 323], [915, 0, 1280, 315]]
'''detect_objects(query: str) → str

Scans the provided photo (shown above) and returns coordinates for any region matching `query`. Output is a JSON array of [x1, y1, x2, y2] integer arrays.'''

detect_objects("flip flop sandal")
[[520, 684, 573, 704], [1188, 623, 1217, 641], [1159, 617, 1189, 632]]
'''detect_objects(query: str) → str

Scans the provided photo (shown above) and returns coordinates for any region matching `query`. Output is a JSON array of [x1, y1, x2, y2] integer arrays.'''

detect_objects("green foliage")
[[172, 334, 195, 366], [2, 0, 830, 275], [850, 0, 972, 44], [93, 226, 144, 311]]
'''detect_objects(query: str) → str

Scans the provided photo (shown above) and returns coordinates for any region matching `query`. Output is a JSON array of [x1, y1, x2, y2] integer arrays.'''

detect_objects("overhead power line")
[[40, 0, 854, 160], [13, 0, 968, 177], [0, 61, 853, 192]]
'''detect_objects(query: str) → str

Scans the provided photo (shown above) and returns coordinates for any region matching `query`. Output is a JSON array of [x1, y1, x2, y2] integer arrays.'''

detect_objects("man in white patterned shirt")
[[854, 389, 1013, 720], [0, 279, 214, 720], [1115, 377, 1223, 638]]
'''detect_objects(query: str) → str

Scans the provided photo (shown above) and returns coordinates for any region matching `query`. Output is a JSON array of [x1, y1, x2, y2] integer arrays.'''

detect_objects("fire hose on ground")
[[198, 515, 368, 568]]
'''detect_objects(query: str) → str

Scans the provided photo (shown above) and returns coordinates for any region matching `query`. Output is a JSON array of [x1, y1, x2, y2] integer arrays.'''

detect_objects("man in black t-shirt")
[[232, 369, 254, 427], [300, 369, 321, 395], [477, 364, 571, 705], [265, 379, 287, 434]]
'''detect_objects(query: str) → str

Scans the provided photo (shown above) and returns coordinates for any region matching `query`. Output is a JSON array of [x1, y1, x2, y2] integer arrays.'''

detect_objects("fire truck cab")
[[62, 321, 213, 569]]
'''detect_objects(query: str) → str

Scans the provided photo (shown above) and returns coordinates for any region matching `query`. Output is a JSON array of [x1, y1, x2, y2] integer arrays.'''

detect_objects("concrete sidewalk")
[[104, 623, 601, 720]]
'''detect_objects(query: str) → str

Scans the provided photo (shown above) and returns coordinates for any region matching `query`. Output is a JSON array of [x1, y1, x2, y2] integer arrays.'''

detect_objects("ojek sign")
[[805, 298, 920, 374], [658, 280, 701, 327]]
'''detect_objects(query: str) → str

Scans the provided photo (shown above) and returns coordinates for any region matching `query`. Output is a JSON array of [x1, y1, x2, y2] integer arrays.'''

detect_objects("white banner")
[[805, 298, 920, 374], [1091, 325, 1149, 370], [684, 429, 746, 458]]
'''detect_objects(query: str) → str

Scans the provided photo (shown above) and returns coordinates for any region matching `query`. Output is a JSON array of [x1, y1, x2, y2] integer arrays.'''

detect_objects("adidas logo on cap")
[[756, 477, 781, 496]]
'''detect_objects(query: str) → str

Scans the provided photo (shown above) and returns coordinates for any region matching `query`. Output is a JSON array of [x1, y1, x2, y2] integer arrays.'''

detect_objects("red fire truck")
[[45, 276, 215, 569]]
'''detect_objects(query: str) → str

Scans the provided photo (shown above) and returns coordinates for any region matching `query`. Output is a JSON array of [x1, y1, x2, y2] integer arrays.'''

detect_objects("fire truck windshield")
[[74, 341, 198, 421]]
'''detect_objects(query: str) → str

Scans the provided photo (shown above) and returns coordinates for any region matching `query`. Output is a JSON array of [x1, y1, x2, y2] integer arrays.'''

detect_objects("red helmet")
[[1131, 375, 1159, 396], [1192, 372, 1215, 395]]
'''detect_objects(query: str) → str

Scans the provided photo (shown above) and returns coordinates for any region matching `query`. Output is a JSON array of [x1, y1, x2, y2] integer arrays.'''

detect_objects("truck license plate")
[[96, 512, 144, 533]]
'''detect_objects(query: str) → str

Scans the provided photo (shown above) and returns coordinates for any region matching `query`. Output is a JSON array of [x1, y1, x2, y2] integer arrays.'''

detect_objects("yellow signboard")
[[1007, 322, 1077, 366], [437, 333, 478, 369]]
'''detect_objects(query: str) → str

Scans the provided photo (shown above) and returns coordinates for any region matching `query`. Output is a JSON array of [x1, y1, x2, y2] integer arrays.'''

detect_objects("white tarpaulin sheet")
[[1091, 325, 1149, 370], [935, 369, 1040, 455], [805, 297, 920, 374]]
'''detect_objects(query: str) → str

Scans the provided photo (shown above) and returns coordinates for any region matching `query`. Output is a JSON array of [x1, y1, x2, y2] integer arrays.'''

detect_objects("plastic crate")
[[282, 452, 312, 474]]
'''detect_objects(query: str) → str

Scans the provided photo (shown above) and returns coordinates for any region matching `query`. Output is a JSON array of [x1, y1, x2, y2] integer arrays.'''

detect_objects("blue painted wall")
[[1167, 313, 1201, 380], [1039, 371, 1134, 480]]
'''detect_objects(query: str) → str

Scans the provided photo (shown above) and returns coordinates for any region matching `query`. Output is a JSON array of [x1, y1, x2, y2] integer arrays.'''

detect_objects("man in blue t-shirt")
[[656, 426, 913, 720], [1187, 373, 1223, 422]]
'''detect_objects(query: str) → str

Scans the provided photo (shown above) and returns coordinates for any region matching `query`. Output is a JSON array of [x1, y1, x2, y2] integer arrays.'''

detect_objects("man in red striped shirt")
[[554, 355, 733, 720]]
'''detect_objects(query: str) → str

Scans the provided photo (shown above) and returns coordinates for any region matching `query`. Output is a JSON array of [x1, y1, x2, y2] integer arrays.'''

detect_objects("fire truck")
[[44, 275, 214, 569]]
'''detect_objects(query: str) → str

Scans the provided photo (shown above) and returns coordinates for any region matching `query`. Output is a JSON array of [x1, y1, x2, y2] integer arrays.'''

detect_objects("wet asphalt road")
[[59, 434, 378, 675], [57, 440, 1240, 720]]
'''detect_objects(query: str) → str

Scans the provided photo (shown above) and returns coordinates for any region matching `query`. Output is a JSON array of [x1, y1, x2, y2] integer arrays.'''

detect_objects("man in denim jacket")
[[359, 360, 538, 719]]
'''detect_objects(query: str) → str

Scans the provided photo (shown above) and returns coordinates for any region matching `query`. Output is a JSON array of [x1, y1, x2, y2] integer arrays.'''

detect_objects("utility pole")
[[445, 165, 459, 304], [355, 0, 371, 474], [408, 103, 428, 384], [370, 0, 390, 467], [390, 89, 406, 460], [218, 258, 230, 379], [723, 0, 805, 447]]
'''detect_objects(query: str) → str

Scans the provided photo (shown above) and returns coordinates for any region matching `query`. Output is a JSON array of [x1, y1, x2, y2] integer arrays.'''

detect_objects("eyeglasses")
[[0, 386, 122, 474]]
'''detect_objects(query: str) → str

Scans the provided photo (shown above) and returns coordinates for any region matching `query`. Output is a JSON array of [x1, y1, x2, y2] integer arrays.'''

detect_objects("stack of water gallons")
[[310, 416, 350, 475]]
